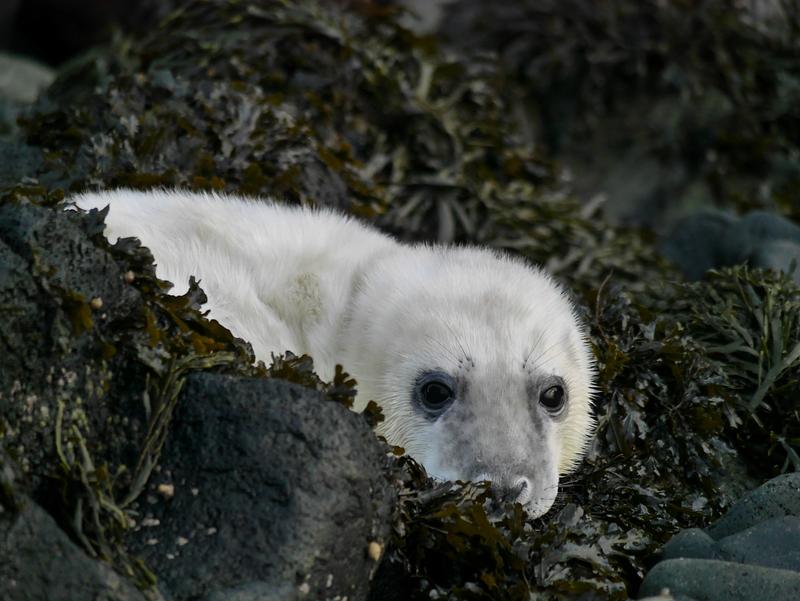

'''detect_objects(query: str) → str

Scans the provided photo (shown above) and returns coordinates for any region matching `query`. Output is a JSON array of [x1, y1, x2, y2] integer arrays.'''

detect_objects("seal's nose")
[[512, 476, 532, 505], [498, 476, 531, 505]]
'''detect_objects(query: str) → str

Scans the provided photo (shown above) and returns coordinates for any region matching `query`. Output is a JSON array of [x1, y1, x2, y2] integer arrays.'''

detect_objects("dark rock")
[[659, 517, 800, 573], [0, 496, 148, 601], [643, 474, 800, 600], [0, 53, 54, 137], [714, 516, 800, 572], [662, 210, 800, 282], [751, 239, 800, 279], [0, 53, 54, 103], [0, 195, 267, 594], [0, 138, 45, 180], [660, 211, 736, 280], [0, 0, 169, 66], [0, 201, 148, 495], [639, 558, 800, 601], [0, 1, 20, 55], [732, 211, 800, 253], [127, 373, 395, 601], [1, 449, 147, 601], [0, 69, 398, 598], [201, 581, 295, 601], [706, 473, 800, 540], [659, 528, 719, 562]]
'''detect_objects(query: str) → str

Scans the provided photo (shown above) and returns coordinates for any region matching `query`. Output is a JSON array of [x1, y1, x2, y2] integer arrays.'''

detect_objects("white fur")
[[69, 189, 595, 517]]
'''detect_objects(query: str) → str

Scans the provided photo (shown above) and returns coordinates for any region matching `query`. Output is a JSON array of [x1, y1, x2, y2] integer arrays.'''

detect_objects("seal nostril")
[[511, 477, 532, 505], [496, 477, 532, 504]]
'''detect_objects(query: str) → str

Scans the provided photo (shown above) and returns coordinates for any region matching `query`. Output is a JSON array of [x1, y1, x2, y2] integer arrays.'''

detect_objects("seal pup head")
[[345, 245, 596, 518]]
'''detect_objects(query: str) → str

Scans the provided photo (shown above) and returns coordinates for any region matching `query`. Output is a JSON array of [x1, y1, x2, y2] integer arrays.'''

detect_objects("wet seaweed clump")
[[6, 0, 669, 291], [440, 0, 800, 223]]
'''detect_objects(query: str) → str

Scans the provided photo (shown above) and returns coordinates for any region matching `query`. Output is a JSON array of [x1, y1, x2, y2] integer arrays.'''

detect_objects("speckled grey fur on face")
[[419, 359, 562, 516], [336, 244, 596, 519]]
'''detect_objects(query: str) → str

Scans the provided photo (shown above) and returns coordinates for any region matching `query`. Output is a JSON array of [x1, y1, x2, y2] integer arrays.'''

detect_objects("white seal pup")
[[70, 189, 596, 517]]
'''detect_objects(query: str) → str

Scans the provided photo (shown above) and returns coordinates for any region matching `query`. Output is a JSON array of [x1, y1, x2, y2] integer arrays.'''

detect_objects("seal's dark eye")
[[415, 372, 456, 416], [539, 385, 565, 413], [421, 381, 453, 409]]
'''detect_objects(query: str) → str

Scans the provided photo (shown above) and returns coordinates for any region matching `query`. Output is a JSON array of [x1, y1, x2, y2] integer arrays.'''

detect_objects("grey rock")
[[127, 372, 395, 601], [735, 210, 800, 250], [0, 53, 55, 104], [662, 209, 800, 282], [0, 496, 148, 601], [660, 528, 719, 562], [638, 593, 698, 601], [751, 239, 800, 280], [202, 581, 295, 601], [660, 210, 736, 280], [706, 472, 800, 540], [0, 138, 45, 183], [643, 475, 800, 600], [715, 516, 800, 572], [639, 558, 800, 601], [0, 201, 148, 493], [660, 517, 800, 572], [726, 211, 800, 281], [0, 52, 54, 137]]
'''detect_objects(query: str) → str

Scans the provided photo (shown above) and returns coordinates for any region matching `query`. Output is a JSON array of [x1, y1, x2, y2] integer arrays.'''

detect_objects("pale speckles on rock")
[[125, 373, 395, 601], [368, 541, 383, 562]]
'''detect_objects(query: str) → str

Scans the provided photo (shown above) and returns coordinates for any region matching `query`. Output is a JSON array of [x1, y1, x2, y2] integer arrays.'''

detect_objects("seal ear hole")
[[414, 371, 456, 417], [539, 384, 566, 414]]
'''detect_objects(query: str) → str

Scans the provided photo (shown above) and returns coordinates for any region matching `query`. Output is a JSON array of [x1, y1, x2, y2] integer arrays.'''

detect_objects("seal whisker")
[[528, 337, 570, 367], [523, 329, 547, 369], [423, 333, 461, 365], [441, 319, 472, 364]]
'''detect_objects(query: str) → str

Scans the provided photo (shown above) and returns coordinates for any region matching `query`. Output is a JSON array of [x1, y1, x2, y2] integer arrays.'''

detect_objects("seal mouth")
[[484, 488, 558, 520], [467, 470, 558, 519]]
